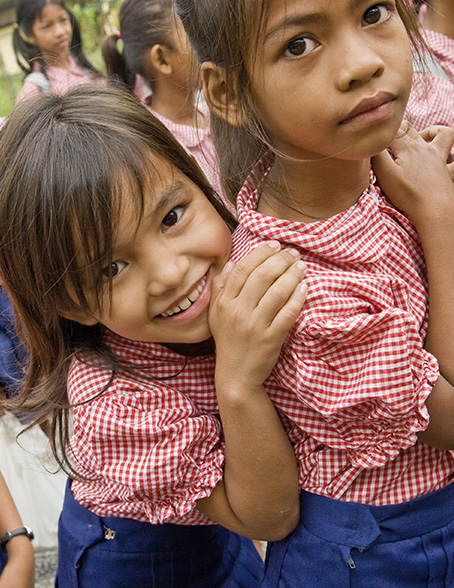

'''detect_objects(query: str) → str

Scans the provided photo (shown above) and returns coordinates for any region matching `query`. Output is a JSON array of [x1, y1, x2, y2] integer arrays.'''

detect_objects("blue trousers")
[[263, 481, 454, 587], [56, 481, 263, 587], [0, 551, 7, 576]]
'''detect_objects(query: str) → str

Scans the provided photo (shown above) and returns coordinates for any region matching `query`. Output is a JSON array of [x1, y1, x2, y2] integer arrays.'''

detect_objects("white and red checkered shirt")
[[405, 29, 454, 141], [231, 156, 454, 505], [69, 331, 224, 524]]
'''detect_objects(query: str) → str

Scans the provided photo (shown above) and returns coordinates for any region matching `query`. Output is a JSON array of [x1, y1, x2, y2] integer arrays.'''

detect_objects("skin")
[[0, 473, 34, 588], [27, 3, 72, 69], [62, 154, 308, 539], [145, 18, 205, 127], [205, 0, 413, 221], [67, 159, 232, 345], [422, 0, 454, 37]]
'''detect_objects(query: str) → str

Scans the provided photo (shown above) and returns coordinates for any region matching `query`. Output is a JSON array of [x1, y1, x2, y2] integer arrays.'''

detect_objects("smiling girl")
[[13, 0, 104, 104], [0, 84, 307, 587]]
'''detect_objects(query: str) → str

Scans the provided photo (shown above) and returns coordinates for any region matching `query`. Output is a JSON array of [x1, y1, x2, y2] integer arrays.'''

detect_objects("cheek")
[[214, 221, 233, 261]]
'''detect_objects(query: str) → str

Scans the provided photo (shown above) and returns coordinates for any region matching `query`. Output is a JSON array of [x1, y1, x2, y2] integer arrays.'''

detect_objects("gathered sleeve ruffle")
[[68, 367, 224, 525], [274, 306, 439, 470]]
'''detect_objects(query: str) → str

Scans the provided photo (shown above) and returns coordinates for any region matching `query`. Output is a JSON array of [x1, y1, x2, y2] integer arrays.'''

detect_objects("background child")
[[101, 0, 225, 201], [175, 0, 454, 585], [13, 0, 104, 104], [405, 1, 454, 144], [0, 85, 307, 587]]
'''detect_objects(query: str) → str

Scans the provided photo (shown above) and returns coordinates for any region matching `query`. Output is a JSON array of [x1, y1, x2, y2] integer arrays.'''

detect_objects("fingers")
[[232, 246, 307, 310], [211, 241, 308, 329], [257, 268, 308, 337], [421, 125, 454, 160], [214, 241, 306, 303]]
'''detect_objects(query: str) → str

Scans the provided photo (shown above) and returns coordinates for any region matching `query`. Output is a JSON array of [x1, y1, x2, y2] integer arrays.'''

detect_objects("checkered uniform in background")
[[406, 29, 454, 153]]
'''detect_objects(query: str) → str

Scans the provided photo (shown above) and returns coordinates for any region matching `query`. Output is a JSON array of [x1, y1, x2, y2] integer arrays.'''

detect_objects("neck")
[[42, 51, 70, 69], [424, 1, 454, 38], [258, 157, 371, 222], [150, 81, 205, 128], [164, 338, 215, 356]]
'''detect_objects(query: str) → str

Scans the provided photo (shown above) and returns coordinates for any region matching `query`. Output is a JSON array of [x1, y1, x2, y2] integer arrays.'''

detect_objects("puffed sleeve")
[[275, 304, 439, 470], [68, 367, 224, 525]]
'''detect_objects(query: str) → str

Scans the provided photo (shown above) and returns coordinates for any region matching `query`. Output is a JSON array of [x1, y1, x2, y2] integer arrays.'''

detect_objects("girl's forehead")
[[37, 2, 67, 19], [113, 155, 184, 213]]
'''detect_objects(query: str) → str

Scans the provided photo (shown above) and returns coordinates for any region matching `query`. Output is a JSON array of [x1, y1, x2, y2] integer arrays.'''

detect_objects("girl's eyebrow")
[[264, 13, 326, 41], [152, 180, 189, 217]]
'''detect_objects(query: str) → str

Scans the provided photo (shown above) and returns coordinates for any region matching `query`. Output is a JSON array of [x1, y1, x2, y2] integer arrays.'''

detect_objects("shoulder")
[[15, 72, 49, 104]]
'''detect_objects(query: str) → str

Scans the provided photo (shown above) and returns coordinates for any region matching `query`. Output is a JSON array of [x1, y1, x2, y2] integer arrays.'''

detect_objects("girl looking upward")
[[175, 0, 454, 585]]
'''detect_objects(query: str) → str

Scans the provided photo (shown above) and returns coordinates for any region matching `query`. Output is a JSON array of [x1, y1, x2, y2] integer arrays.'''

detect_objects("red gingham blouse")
[[231, 156, 454, 505], [405, 29, 454, 143], [68, 332, 223, 525]]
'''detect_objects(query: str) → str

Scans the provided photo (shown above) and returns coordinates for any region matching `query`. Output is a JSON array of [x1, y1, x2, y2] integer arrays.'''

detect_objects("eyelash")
[[102, 260, 127, 281], [362, 4, 393, 27], [101, 204, 188, 282]]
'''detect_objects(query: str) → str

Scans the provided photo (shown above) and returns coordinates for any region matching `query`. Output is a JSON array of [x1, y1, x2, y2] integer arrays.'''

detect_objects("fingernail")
[[288, 248, 300, 257], [267, 240, 281, 250], [299, 282, 308, 294], [295, 260, 306, 271]]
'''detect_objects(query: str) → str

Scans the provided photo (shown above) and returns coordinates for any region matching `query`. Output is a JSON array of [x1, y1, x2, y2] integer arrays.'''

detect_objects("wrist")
[[0, 527, 34, 552]]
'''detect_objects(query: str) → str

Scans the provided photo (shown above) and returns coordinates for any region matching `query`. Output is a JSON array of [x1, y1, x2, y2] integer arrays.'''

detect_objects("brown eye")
[[284, 36, 318, 58], [363, 5, 390, 26], [102, 261, 126, 279], [162, 206, 184, 230]]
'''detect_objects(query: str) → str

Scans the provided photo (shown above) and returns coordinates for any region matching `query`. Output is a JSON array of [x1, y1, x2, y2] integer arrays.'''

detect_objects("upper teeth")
[[160, 277, 206, 317]]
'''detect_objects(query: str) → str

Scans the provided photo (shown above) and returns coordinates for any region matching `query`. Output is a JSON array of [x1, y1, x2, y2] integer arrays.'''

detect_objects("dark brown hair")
[[0, 84, 235, 473], [174, 0, 425, 202], [102, 0, 180, 92]]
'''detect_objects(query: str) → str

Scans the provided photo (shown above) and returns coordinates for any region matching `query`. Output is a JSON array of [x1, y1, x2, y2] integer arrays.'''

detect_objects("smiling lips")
[[159, 276, 207, 318]]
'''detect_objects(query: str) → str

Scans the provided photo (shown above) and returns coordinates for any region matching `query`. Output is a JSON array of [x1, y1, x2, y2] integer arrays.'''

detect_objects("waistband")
[[60, 480, 228, 552], [299, 480, 454, 549]]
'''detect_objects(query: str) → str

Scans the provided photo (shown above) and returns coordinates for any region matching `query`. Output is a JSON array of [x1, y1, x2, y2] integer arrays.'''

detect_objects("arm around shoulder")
[[197, 243, 307, 540]]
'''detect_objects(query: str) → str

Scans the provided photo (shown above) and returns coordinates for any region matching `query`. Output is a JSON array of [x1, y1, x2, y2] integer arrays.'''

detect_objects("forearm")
[[0, 473, 26, 537], [0, 473, 34, 588], [413, 198, 454, 385], [197, 380, 299, 541]]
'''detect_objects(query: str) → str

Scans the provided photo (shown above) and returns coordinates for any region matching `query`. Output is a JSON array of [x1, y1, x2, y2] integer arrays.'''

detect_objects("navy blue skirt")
[[263, 481, 454, 587], [56, 481, 263, 587]]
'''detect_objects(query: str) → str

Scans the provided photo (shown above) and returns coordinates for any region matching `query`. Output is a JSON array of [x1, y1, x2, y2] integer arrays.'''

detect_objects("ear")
[[149, 44, 173, 76], [201, 61, 248, 127], [58, 306, 99, 327]]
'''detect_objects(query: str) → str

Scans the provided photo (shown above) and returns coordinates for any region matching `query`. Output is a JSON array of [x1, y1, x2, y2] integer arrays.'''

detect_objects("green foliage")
[[0, 72, 22, 117]]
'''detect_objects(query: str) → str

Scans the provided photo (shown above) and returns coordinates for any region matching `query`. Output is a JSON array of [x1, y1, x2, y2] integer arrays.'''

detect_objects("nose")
[[55, 22, 68, 37], [335, 33, 385, 91], [145, 250, 190, 298]]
